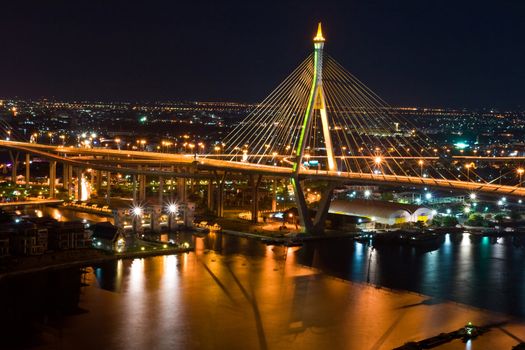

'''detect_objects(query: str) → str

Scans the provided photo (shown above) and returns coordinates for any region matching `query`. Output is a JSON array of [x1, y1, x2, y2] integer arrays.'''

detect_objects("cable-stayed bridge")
[[0, 24, 523, 233]]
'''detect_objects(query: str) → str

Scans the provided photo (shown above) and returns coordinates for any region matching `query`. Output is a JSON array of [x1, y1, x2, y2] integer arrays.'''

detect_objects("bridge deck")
[[0, 140, 523, 197]]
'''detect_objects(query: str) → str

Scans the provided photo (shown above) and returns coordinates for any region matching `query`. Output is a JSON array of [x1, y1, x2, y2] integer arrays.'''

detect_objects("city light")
[[469, 193, 477, 200]]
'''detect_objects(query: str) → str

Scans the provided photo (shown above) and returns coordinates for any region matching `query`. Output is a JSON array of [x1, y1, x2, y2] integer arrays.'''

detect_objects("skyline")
[[2, 1, 525, 108]]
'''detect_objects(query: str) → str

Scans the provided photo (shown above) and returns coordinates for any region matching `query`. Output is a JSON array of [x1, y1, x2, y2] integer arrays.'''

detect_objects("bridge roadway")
[[0, 140, 524, 197]]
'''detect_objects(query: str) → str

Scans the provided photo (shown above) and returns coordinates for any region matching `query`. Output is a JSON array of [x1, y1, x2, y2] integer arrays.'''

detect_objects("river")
[[1, 207, 525, 349]]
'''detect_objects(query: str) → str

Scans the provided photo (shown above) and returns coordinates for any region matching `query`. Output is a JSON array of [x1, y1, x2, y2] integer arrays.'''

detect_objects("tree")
[[510, 211, 522, 222], [430, 216, 442, 227], [494, 213, 506, 224], [466, 213, 484, 227], [442, 216, 458, 227]]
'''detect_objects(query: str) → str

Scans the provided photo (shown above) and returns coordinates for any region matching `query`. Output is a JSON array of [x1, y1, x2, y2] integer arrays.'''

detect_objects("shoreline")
[[0, 247, 193, 281]]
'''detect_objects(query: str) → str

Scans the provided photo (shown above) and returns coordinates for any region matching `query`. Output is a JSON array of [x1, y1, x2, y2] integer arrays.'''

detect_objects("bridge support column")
[[207, 180, 214, 210], [151, 205, 162, 233], [291, 177, 314, 234], [90, 170, 95, 189], [214, 171, 227, 217], [25, 154, 30, 188], [271, 178, 277, 212], [76, 168, 83, 201], [9, 151, 19, 185], [95, 170, 102, 194], [139, 174, 146, 202], [49, 161, 57, 198], [63, 164, 68, 189], [251, 175, 262, 224], [177, 177, 186, 202], [67, 166, 73, 199], [106, 172, 111, 204], [132, 175, 138, 204], [312, 182, 337, 232], [158, 176, 164, 205]]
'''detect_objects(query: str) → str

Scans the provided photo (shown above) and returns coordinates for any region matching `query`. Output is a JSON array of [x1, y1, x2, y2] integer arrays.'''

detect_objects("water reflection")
[[2, 231, 525, 349]]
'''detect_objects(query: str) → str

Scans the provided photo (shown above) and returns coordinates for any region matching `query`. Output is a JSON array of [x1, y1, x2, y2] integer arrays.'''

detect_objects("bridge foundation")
[[291, 177, 314, 233], [312, 182, 337, 231]]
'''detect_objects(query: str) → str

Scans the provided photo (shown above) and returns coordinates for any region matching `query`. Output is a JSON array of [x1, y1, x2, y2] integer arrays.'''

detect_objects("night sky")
[[2, 0, 525, 108]]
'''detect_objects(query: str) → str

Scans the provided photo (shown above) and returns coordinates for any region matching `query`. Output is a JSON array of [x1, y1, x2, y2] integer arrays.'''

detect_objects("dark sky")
[[2, 0, 525, 108]]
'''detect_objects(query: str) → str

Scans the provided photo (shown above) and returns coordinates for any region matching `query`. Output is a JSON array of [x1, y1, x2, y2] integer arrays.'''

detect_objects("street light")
[[465, 163, 473, 182], [132, 206, 143, 216], [418, 159, 424, 177], [166, 202, 178, 232]]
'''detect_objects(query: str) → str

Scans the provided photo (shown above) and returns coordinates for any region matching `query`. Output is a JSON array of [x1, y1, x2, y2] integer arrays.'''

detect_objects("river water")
[[1, 207, 525, 349]]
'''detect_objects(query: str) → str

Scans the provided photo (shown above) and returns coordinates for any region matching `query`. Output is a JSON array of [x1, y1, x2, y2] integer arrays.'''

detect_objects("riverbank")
[[217, 217, 357, 241], [0, 246, 193, 281], [222, 228, 357, 243]]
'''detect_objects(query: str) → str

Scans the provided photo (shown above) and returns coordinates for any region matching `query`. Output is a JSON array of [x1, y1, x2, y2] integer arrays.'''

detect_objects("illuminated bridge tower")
[[292, 23, 338, 234], [294, 22, 337, 173]]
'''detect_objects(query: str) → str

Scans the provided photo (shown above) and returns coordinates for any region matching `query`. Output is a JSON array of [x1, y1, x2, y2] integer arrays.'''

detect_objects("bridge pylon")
[[293, 22, 336, 173], [292, 23, 337, 234]]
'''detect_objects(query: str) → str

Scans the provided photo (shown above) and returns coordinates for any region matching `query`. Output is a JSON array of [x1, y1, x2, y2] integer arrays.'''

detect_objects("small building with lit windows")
[[91, 222, 125, 252]]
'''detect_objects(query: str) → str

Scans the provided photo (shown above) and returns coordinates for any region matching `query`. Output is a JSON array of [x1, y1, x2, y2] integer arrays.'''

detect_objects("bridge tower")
[[294, 23, 336, 173], [292, 23, 337, 234]]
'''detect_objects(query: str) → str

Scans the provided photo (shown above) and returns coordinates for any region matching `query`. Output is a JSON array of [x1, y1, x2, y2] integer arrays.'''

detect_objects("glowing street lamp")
[[166, 202, 177, 231], [167, 203, 177, 214], [132, 206, 143, 216], [464, 163, 474, 182], [374, 156, 383, 166], [418, 159, 424, 177]]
